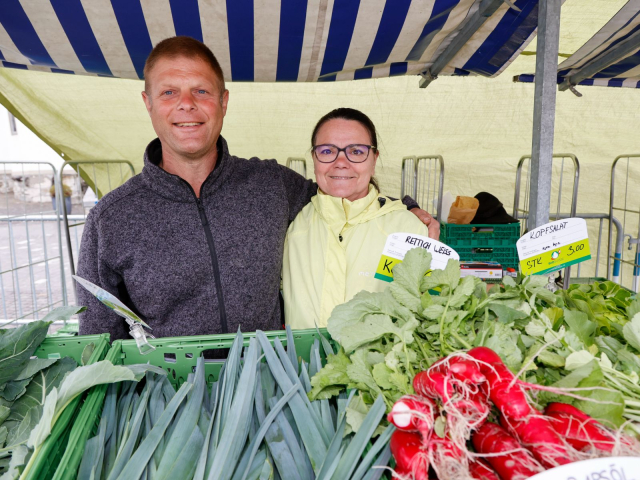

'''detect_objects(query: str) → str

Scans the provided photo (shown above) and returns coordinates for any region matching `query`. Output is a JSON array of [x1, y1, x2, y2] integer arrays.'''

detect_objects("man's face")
[[142, 56, 229, 162]]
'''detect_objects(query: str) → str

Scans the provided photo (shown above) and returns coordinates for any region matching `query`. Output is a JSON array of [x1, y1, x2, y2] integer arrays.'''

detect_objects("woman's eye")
[[350, 148, 364, 155]]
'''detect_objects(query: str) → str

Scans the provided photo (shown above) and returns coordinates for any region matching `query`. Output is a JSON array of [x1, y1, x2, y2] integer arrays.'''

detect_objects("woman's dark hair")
[[311, 108, 380, 191]]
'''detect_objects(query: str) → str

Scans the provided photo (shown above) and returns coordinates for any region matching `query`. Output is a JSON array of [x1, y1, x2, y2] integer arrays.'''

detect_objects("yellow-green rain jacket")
[[283, 185, 430, 329]]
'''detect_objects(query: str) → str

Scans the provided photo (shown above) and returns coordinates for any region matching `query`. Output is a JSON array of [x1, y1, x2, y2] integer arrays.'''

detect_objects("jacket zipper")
[[188, 186, 229, 334]]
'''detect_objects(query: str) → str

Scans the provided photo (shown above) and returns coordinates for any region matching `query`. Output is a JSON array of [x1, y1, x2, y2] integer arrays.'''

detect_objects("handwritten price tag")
[[374, 233, 459, 282], [517, 218, 591, 276], [528, 456, 640, 480]]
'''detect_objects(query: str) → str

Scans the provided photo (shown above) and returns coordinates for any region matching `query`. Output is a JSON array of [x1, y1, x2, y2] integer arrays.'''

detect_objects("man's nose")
[[177, 91, 197, 110]]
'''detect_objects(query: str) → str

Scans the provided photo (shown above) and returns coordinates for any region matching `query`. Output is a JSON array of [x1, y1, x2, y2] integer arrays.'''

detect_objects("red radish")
[[469, 459, 500, 480], [428, 435, 470, 480], [413, 371, 454, 402], [500, 414, 573, 468], [449, 360, 487, 385], [472, 422, 543, 480], [390, 429, 429, 480], [388, 395, 436, 437], [465, 348, 575, 467], [447, 397, 490, 426], [545, 402, 597, 421], [544, 402, 621, 452], [465, 351, 534, 421], [466, 347, 503, 365]]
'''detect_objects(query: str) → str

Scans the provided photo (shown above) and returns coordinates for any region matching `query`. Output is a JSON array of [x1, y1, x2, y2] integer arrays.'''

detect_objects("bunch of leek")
[[80, 328, 393, 480]]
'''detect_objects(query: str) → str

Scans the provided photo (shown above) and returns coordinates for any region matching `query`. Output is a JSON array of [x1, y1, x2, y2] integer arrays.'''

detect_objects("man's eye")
[[196, 89, 207, 94], [162, 91, 173, 95]]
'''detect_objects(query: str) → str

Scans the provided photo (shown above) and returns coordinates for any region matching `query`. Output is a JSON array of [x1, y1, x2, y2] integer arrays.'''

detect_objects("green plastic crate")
[[455, 245, 520, 270], [51, 328, 334, 480], [117, 327, 335, 389], [23, 334, 110, 480], [440, 222, 521, 247]]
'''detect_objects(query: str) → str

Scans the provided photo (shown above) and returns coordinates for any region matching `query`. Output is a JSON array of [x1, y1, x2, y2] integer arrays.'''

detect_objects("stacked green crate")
[[440, 222, 521, 269], [23, 334, 110, 480], [50, 328, 334, 480]]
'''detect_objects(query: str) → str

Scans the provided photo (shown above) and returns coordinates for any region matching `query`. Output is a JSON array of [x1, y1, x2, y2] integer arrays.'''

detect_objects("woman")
[[283, 108, 434, 329]]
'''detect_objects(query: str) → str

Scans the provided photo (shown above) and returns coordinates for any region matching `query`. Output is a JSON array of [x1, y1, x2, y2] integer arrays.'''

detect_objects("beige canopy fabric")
[[0, 0, 638, 285]]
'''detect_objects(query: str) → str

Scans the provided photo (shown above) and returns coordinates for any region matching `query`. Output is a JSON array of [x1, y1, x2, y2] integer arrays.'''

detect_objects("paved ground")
[[1, 195, 86, 326]]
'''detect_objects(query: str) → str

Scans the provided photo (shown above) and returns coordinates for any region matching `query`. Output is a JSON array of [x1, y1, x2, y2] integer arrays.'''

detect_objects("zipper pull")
[[339, 234, 343, 242]]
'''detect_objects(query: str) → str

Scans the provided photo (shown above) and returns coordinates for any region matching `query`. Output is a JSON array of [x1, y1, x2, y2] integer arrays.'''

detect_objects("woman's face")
[[313, 118, 378, 202]]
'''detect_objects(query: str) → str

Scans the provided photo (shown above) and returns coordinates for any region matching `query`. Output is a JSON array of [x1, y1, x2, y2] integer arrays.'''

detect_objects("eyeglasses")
[[312, 144, 376, 163]]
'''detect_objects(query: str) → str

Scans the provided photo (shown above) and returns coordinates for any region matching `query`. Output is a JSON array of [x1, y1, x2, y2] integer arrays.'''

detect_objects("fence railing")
[[0, 161, 67, 324], [610, 154, 640, 292], [286, 157, 307, 178], [513, 154, 580, 288], [401, 155, 444, 220]]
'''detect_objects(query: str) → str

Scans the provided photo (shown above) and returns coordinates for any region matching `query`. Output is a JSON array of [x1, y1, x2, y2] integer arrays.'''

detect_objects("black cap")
[[471, 192, 518, 224]]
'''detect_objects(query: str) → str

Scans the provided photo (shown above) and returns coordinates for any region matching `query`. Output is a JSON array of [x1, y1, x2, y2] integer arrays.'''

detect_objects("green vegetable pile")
[[0, 308, 85, 478], [0, 308, 171, 480], [78, 329, 393, 480], [309, 248, 640, 431]]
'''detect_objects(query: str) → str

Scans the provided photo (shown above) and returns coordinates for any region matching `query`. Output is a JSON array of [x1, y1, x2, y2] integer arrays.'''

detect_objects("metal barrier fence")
[[286, 157, 307, 178], [0, 161, 67, 324], [513, 154, 579, 230], [609, 154, 640, 292], [513, 154, 580, 288], [401, 155, 444, 220], [59, 160, 136, 301]]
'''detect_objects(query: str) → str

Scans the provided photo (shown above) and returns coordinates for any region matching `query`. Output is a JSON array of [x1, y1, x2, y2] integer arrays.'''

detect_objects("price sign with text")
[[375, 233, 459, 282], [517, 218, 591, 276], [528, 456, 640, 480]]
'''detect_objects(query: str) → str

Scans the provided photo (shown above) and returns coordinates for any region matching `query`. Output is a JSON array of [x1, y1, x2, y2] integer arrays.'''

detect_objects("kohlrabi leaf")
[[0, 321, 50, 385], [623, 313, 640, 352]]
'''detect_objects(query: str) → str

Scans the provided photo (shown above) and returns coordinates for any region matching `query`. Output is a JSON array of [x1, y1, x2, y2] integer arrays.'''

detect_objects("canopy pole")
[[529, 0, 562, 229]]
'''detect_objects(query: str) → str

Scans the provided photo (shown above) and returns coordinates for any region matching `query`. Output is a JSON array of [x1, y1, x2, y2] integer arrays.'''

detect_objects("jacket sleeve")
[[77, 210, 129, 341], [276, 163, 318, 223]]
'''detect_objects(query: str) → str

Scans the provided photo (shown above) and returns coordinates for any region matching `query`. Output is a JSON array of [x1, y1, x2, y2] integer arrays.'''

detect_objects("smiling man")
[[77, 36, 438, 340]]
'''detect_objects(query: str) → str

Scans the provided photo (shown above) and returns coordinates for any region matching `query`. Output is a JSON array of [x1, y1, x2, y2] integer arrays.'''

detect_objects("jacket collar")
[[141, 136, 231, 202], [312, 185, 403, 237]]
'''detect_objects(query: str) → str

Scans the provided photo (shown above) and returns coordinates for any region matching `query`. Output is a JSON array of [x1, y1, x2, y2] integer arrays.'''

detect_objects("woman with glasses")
[[282, 108, 435, 329]]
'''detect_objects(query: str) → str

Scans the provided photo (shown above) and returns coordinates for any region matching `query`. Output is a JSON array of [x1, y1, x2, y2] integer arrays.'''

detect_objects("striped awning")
[[515, 0, 640, 89], [0, 0, 539, 83]]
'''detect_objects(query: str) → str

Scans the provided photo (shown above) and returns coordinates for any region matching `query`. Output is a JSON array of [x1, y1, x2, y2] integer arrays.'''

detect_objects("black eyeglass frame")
[[312, 144, 377, 163]]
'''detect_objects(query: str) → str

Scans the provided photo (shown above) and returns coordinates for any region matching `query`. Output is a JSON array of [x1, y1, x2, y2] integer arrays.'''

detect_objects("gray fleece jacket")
[[77, 136, 316, 340], [77, 136, 419, 340]]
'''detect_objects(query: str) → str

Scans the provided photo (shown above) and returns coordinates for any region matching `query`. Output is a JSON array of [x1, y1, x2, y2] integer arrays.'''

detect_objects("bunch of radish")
[[387, 346, 640, 480]]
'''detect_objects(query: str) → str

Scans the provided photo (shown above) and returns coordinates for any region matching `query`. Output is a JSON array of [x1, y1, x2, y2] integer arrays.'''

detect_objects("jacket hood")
[[140, 136, 232, 202], [311, 185, 407, 238]]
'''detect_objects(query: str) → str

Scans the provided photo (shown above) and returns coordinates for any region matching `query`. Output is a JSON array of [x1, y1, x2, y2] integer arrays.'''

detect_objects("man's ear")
[[221, 89, 229, 117], [142, 91, 152, 113]]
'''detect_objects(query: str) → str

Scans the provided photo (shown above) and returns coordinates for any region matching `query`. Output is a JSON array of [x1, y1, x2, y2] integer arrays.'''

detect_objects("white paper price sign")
[[529, 456, 640, 480], [374, 233, 459, 282], [516, 218, 591, 276]]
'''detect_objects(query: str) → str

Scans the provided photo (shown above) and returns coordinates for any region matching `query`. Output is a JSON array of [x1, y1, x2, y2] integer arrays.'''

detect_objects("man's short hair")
[[144, 36, 226, 93]]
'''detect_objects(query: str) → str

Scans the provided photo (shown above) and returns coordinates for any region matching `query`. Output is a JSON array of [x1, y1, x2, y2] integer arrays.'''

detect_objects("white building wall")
[[0, 104, 63, 168]]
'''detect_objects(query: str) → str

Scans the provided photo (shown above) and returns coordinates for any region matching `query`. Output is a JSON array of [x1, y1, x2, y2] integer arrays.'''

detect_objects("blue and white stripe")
[[0, 0, 540, 82], [516, 0, 640, 89]]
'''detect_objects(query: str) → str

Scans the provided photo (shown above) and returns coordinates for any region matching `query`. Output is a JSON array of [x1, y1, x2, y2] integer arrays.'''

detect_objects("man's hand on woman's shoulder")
[[410, 208, 441, 240]]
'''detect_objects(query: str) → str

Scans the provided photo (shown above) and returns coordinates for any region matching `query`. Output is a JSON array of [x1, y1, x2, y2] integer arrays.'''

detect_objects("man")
[[77, 36, 439, 340]]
